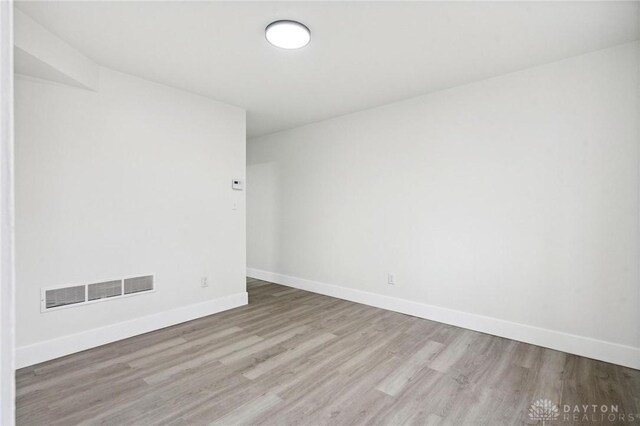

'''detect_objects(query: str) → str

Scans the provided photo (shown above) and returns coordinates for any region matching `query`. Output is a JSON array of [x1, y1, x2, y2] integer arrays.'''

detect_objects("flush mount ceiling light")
[[265, 20, 310, 49]]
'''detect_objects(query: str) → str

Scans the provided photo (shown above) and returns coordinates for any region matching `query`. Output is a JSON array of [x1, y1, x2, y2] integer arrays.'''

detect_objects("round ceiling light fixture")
[[265, 20, 310, 49]]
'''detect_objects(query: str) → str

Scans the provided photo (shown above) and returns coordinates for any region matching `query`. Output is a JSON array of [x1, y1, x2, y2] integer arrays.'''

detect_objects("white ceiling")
[[16, 1, 640, 138]]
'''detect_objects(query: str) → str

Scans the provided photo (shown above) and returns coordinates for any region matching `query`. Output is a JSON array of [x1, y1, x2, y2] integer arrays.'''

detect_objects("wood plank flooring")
[[16, 278, 640, 425]]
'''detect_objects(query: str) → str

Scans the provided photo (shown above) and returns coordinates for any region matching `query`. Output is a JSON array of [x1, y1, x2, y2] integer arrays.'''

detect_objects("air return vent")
[[45, 285, 85, 309], [124, 275, 154, 295], [41, 274, 154, 312], [88, 280, 122, 301]]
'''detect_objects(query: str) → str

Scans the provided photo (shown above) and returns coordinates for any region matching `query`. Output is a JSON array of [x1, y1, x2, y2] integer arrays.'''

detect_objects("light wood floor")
[[17, 278, 640, 425]]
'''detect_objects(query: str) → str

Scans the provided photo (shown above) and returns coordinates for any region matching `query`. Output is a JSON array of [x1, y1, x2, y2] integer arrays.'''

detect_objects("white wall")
[[248, 42, 640, 368], [0, 0, 15, 423], [15, 67, 246, 366]]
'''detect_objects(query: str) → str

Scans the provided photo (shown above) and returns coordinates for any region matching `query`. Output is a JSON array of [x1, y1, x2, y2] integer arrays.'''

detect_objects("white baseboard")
[[247, 268, 640, 370], [16, 292, 248, 369]]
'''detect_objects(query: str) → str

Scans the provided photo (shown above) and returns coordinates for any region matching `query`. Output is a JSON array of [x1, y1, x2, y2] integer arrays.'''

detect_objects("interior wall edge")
[[0, 0, 15, 423], [247, 267, 640, 371], [13, 8, 99, 91], [15, 291, 248, 369]]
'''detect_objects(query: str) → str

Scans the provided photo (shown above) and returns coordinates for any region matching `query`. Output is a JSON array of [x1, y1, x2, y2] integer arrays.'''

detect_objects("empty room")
[[0, 0, 639, 425]]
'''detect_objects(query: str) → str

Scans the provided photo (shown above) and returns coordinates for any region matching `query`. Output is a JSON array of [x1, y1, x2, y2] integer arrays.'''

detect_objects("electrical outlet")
[[201, 277, 209, 288], [387, 273, 396, 285]]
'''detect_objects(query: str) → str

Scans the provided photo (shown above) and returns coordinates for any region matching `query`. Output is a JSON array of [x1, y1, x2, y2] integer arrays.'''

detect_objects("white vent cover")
[[88, 280, 122, 301], [124, 276, 154, 295], [45, 285, 85, 309], [41, 274, 154, 312]]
